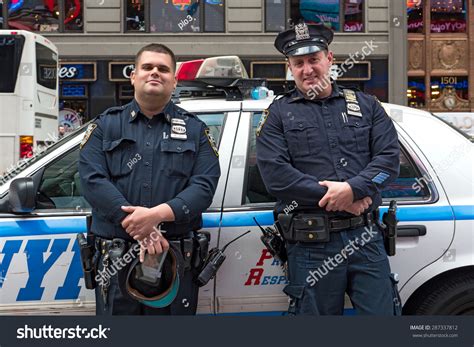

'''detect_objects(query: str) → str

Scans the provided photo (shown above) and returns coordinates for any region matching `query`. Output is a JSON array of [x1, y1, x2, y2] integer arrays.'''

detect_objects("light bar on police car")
[[176, 56, 249, 81]]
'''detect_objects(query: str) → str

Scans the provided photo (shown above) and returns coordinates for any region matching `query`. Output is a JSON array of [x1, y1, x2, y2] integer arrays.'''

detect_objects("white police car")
[[0, 57, 473, 315]]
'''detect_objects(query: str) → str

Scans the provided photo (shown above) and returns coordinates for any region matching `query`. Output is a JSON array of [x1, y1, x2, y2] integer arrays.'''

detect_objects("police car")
[[0, 57, 473, 315]]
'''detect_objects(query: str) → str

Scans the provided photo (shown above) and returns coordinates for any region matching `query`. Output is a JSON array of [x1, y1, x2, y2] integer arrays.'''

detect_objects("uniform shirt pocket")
[[284, 120, 320, 158], [102, 137, 137, 178], [160, 140, 196, 177], [342, 118, 371, 153]]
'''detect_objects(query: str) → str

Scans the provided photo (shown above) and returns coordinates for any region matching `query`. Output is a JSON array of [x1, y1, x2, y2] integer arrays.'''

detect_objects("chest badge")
[[171, 124, 187, 140], [343, 89, 362, 118]]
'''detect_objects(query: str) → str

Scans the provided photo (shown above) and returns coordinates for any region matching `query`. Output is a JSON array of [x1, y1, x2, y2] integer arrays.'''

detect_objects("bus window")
[[36, 42, 57, 90], [0, 35, 25, 93]]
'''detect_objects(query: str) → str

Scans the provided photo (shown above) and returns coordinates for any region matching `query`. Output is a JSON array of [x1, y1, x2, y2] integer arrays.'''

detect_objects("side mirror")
[[9, 177, 36, 214]]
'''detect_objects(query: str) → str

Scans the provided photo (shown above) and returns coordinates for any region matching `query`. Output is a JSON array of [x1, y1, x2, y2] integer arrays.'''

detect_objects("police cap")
[[274, 22, 334, 57]]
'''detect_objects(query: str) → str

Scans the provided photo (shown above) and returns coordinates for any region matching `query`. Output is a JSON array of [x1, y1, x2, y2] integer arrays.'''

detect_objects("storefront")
[[407, 0, 473, 111], [58, 61, 96, 130]]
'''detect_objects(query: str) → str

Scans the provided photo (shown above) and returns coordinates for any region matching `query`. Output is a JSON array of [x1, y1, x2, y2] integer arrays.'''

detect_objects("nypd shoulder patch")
[[80, 123, 97, 149], [205, 128, 219, 157], [256, 109, 269, 137]]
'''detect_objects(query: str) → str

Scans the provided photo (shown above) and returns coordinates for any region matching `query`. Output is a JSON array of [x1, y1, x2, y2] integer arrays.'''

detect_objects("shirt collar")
[[287, 81, 343, 103], [128, 99, 174, 124]]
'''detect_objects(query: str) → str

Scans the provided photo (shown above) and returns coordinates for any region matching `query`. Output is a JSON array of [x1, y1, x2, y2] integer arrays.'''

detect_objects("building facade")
[[2, 0, 470, 127]]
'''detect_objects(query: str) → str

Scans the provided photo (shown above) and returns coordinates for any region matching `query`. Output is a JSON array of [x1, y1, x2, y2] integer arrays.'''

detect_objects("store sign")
[[431, 20, 466, 33], [109, 62, 135, 82], [58, 62, 96, 82]]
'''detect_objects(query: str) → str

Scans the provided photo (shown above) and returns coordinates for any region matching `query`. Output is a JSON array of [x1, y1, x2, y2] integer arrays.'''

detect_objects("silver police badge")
[[295, 23, 310, 41], [171, 124, 187, 140]]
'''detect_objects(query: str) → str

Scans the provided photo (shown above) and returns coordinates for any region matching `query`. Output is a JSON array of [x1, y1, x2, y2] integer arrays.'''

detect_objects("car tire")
[[404, 271, 474, 315]]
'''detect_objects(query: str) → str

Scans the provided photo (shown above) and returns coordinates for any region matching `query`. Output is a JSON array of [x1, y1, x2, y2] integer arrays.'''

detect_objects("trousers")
[[283, 224, 402, 315]]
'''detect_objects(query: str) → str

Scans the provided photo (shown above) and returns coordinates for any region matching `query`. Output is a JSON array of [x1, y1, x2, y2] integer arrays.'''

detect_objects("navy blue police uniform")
[[79, 98, 220, 315], [256, 23, 402, 315]]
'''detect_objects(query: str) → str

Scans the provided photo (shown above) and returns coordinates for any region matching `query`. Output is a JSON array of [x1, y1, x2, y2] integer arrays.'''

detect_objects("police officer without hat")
[[256, 23, 401, 315], [79, 43, 220, 315]]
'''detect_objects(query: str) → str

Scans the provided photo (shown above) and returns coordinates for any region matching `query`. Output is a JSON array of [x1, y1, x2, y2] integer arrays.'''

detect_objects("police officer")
[[256, 23, 401, 315], [79, 43, 221, 315]]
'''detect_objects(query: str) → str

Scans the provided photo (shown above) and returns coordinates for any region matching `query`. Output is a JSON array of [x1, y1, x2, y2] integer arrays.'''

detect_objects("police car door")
[[383, 107, 457, 306], [213, 104, 288, 315], [0, 133, 94, 314]]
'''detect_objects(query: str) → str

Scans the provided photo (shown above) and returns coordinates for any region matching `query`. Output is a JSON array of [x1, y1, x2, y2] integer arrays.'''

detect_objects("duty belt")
[[328, 212, 374, 232], [278, 211, 376, 243]]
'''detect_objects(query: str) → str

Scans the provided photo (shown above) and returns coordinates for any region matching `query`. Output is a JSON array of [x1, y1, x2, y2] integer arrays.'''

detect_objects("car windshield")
[[0, 122, 90, 186]]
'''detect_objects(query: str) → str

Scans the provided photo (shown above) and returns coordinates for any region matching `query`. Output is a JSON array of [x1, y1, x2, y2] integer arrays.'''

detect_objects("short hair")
[[135, 43, 177, 72]]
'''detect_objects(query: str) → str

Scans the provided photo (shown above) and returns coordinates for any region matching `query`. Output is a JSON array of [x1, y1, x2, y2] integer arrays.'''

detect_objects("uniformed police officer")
[[256, 23, 401, 315], [78, 43, 221, 315]]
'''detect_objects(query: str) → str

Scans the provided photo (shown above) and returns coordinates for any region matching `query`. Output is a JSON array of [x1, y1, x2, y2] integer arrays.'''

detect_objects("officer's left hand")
[[121, 205, 161, 240], [318, 181, 354, 212]]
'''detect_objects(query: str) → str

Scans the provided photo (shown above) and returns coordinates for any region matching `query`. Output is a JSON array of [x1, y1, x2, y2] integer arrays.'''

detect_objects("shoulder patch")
[[256, 109, 269, 137], [205, 128, 219, 157], [373, 95, 383, 107], [80, 123, 97, 149]]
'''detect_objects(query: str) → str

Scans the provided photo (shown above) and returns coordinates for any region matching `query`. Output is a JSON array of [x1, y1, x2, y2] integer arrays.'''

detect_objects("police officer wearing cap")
[[79, 43, 220, 315], [256, 23, 401, 315]]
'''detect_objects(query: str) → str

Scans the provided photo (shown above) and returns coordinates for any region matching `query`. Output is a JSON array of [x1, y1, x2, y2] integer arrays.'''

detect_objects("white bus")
[[0, 30, 59, 174]]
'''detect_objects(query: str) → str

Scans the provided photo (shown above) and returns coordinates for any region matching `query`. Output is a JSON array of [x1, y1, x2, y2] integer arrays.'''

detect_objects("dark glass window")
[[0, 1, 4, 29], [7, 0, 59, 32], [150, 0, 201, 32], [382, 149, 431, 200], [36, 42, 58, 90], [431, 0, 466, 33], [407, 77, 426, 108], [0, 35, 25, 93], [126, 0, 224, 33], [125, 0, 145, 31], [407, 0, 423, 33], [204, 0, 224, 32], [290, 0, 364, 32], [265, 0, 286, 32], [5, 0, 83, 32], [196, 113, 226, 144], [430, 76, 468, 102], [342, 0, 363, 32], [244, 113, 276, 204], [64, 0, 83, 31], [37, 148, 91, 210]]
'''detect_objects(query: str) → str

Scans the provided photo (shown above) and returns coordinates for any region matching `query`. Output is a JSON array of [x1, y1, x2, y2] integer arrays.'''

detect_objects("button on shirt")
[[79, 99, 220, 240], [256, 83, 400, 215]]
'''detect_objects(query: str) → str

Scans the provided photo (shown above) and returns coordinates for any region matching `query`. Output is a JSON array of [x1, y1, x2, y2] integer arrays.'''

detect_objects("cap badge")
[[295, 23, 310, 41]]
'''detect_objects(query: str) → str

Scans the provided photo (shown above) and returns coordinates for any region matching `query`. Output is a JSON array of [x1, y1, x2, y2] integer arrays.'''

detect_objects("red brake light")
[[19, 136, 34, 159]]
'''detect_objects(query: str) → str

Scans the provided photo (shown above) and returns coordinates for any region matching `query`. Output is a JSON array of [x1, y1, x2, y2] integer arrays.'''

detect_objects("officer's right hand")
[[138, 226, 170, 263], [344, 196, 372, 216]]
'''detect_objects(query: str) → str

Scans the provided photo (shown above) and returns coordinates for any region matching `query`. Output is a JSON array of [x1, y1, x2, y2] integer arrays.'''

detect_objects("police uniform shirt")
[[256, 83, 400, 214], [79, 99, 221, 239]]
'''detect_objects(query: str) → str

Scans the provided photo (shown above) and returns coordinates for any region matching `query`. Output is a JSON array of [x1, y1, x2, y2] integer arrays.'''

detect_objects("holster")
[[278, 213, 330, 243], [170, 231, 210, 271], [77, 215, 98, 289]]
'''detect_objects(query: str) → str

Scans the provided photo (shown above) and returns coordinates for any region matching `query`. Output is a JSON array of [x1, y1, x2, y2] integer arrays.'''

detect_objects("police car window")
[[382, 147, 431, 200], [196, 113, 226, 145], [36, 147, 91, 210], [244, 113, 277, 204]]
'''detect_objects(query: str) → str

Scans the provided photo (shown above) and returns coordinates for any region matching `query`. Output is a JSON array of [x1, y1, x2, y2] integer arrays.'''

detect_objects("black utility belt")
[[95, 231, 210, 271], [277, 212, 374, 243]]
